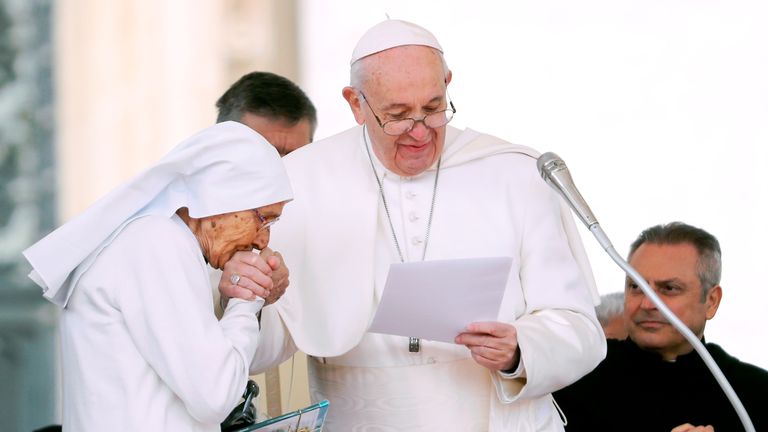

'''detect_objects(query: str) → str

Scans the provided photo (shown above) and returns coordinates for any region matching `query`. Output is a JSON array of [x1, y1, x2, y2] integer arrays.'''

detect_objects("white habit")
[[23, 122, 293, 431], [61, 215, 263, 431], [251, 125, 606, 431]]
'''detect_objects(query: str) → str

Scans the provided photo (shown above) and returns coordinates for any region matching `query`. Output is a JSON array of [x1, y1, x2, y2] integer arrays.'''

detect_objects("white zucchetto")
[[350, 19, 443, 65], [23, 121, 293, 307]]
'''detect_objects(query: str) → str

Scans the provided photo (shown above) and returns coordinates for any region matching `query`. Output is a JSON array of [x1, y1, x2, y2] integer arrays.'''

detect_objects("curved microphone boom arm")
[[537, 152, 755, 432]]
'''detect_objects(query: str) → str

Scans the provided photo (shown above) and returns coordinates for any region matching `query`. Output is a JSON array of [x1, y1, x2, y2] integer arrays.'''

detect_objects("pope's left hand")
[[455, 322, 520, 372]]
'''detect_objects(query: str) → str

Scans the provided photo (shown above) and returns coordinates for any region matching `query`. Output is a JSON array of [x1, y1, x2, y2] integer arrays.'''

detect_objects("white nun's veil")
[[23, 121, 293, 308]]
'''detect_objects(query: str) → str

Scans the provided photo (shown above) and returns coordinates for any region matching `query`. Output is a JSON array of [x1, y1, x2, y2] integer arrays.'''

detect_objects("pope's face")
[[346, 45, 450, 177], [624, 242, 721, 361], [200, 201, 286, 270], [240, 113, 313, 157]]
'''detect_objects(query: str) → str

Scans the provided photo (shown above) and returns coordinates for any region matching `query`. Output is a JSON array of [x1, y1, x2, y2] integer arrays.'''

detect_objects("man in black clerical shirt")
[[554, 222, 768, 432]]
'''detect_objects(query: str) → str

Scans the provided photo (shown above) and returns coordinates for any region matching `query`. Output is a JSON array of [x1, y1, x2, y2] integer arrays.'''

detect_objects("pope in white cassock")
[[220, 19, 607, 431], [23, 122, 292, 431]]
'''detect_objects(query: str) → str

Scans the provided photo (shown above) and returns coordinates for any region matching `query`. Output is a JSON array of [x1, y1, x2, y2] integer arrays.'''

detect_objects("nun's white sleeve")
[[247, 304, 298, 374], [117, 216, 262, 423]]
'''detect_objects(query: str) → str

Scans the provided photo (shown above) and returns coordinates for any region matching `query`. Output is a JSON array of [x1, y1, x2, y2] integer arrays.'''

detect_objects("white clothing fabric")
[[350, 19, 443, 64], [24, 121, 291, 307], [250, 125, 606, 431], [23, 122, 293, 429], [62, 215, 262, 431]]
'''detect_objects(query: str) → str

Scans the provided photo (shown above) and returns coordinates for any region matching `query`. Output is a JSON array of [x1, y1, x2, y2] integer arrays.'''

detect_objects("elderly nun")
[[23, 121, 292, 431]]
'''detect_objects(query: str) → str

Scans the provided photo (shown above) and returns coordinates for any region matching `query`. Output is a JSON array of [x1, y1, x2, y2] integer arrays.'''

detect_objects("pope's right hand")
[[219, 250, 275, 302]]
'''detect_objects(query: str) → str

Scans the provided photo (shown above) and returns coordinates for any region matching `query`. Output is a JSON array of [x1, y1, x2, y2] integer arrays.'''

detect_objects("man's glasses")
[[358, 90, 456, 136], [253, 208, 279, 231]]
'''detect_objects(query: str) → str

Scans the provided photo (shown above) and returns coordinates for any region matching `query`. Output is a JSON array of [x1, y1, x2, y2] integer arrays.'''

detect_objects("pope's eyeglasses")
[[358, 90, 456, 136]]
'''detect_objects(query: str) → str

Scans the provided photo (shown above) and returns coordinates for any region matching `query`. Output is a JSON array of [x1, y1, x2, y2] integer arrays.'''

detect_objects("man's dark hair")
[[628, 221, 722, 299], [216, 71, 317, 138]]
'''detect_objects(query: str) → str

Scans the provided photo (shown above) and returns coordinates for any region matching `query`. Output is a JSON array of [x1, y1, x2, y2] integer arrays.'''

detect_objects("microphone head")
[[536, 151, 599, 228], [537, 152, 565, 182]]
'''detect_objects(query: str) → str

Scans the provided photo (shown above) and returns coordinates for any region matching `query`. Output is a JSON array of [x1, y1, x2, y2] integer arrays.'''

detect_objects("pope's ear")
[[342, 86, 366, 125]]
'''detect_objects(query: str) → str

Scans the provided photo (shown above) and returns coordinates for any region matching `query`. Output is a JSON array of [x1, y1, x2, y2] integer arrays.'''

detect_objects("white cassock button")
[[406, 190, 417, 199], [411, 237, 423, 245], [426, 357, 436, 364], [408, 212, 420, 222]]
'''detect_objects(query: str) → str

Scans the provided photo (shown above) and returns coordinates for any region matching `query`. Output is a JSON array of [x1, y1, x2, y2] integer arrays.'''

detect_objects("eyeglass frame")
[[253, 208, 279, 231], [357, 90, 457, 136]]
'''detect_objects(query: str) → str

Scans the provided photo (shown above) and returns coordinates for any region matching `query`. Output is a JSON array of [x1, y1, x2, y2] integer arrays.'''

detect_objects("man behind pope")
[[220, 19, 606, 431]]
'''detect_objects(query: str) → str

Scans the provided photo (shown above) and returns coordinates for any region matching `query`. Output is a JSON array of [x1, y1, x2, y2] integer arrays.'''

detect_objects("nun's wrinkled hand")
[[219, 251, 274, 302], [259, 247, 289, 305], [454, 321, 521, 372]]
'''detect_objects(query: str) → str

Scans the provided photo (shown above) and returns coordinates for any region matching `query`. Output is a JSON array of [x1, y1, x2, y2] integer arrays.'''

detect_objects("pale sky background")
[[297, 0, 768, 368]]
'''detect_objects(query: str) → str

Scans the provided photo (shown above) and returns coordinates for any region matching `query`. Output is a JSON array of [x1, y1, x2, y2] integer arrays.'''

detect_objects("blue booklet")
[[238, 399, 329, 432]]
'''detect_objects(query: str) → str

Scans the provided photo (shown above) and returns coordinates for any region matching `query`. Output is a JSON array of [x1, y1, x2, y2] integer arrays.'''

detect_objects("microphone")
[[537, 152, 598, 228], [536, 152, 611, 250], [535, 151, 755, 432]]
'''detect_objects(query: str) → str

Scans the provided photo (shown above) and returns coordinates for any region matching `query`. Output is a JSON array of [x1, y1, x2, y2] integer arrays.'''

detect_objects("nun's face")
[[199, 202, 286, 270]]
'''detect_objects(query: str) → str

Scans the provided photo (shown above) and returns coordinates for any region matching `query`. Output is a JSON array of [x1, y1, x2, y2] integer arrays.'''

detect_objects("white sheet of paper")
[[368, 257, 513, 344]]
